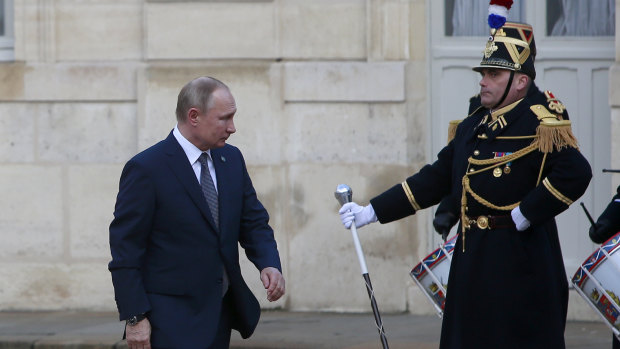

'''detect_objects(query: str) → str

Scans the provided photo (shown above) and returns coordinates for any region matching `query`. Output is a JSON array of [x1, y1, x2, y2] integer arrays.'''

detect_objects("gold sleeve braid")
[[542, 178, 573, 206], [401, 181, 421, 211]]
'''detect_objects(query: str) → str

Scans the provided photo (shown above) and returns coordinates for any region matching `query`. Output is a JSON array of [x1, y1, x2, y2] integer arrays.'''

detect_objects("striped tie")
[[198, 153, 219, 229], [199, 153, 229, 295]]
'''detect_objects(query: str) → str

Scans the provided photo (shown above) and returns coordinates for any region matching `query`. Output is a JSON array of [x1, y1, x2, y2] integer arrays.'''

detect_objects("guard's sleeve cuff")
[[401, 181, 421, 211], [511, 206, 531, 231]]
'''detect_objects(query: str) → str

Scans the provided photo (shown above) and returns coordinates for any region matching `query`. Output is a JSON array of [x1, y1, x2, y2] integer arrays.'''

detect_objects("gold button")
[[493, 167, 502, 177], [473, 150, 480, 156], [481, 133, 487, 138]]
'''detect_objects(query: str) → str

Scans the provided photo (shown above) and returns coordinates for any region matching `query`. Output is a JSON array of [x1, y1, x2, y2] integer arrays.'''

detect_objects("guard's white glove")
[[339, 202, 378, 229], [511, 206, 531, 231]]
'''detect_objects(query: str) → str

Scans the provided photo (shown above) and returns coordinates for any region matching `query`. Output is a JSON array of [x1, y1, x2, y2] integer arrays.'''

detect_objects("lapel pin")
[[221, 156, 226, 162]]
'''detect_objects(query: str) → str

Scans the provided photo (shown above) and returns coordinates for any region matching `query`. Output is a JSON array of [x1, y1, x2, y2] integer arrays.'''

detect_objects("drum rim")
[[572, 231, 620, 287], [411, 234, 458, 280]]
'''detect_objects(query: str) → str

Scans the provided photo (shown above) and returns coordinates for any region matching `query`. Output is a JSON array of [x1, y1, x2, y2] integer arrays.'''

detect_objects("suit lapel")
[[162, 132, 220, 233]]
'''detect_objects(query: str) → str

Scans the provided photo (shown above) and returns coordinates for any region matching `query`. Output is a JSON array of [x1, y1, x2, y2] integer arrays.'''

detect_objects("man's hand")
[[260, 267, 285, 302], [433, 212, 457, 238], [339, 202, 377, 229], [126, 317, 151, 349], [589, 219, 614, 244]]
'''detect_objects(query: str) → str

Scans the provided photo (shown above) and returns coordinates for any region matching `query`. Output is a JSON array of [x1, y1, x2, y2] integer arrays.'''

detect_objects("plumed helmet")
[[472, 22, 537, 80]]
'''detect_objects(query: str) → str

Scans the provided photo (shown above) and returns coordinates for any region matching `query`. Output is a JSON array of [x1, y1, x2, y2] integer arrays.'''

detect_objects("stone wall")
[[0, 0, 434, 314]]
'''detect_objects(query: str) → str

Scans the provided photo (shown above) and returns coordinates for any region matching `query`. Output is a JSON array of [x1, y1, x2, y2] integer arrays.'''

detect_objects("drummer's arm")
[[518, 147, 592, 227], [591, 186, 620, 241]]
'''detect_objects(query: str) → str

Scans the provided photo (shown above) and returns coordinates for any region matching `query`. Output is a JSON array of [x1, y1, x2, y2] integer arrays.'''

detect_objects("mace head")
[[334, 184, 353, 206]]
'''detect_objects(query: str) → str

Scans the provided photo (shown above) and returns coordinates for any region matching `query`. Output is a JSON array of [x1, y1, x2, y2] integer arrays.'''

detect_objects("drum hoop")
[[439, 243, 454, 264], [411, 235, 458, 279], [572, 233, 620, 286]]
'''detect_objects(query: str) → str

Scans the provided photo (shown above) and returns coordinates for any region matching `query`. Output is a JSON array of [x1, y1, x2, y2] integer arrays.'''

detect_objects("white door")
[[427, 0, 615, 279]]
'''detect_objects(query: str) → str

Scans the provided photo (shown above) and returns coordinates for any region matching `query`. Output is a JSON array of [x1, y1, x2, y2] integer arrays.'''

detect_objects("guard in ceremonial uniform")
[[339, 22, 592, 348]]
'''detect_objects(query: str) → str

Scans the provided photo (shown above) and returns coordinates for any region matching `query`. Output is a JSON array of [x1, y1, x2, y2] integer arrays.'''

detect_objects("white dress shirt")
[[173, 126, 218, 192]]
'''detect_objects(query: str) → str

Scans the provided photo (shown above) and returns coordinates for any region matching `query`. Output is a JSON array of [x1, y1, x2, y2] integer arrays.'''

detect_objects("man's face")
[[478, 68, 513, 109], [194, 88, 237, 150]]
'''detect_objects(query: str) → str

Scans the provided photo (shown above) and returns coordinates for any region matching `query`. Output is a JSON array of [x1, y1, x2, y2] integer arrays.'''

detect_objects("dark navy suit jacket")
[[108, 131, 281, 347]]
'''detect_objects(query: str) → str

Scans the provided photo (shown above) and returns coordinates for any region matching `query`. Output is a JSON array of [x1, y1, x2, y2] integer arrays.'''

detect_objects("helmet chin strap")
[[492, 70, 515, 110]]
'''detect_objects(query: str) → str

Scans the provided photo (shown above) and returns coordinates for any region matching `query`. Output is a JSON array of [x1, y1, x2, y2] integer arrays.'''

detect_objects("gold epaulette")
[[530, 104, 578, 153], [447, 119, 462, 144]]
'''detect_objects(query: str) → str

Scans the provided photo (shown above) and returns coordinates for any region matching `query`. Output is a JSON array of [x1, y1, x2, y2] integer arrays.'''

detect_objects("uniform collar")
[[474, 97, 525, 141]]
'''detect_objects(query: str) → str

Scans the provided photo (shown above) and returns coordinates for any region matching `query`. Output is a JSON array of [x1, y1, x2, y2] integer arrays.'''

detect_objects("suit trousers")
[[151, 291, 233, 349], [209, 291, 233, 349]]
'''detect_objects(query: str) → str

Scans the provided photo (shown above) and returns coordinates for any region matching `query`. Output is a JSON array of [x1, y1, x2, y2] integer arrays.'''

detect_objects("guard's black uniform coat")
[[370, 83, 592, 349]]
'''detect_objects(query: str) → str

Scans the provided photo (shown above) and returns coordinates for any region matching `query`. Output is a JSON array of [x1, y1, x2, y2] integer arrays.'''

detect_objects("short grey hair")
[[175, 76, 229, 123]]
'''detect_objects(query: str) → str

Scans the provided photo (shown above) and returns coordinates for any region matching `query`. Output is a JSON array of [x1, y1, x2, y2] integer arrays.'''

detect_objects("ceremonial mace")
[[335, 184, 389, 349]]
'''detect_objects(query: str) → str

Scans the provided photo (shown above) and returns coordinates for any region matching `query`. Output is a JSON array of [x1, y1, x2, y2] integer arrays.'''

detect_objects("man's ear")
[[516, 73, 529, 92], [187, 108, 200, 126]]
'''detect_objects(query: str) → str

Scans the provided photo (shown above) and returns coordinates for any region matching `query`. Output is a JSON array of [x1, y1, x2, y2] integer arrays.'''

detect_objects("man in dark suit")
[[108, 76, 285, 349]]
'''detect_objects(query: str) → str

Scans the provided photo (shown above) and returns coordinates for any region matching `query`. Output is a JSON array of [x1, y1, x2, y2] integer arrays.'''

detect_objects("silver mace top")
[[334, 184, 353, 206]]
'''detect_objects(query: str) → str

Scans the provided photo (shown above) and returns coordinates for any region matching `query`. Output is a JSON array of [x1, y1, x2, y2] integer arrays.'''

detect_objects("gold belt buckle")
[[476, 216, 489, 229]]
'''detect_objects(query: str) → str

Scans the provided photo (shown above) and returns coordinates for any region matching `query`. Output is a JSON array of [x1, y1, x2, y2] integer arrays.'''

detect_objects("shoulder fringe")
[[530, 105, 578, 153], [447, 120, 462, 144]]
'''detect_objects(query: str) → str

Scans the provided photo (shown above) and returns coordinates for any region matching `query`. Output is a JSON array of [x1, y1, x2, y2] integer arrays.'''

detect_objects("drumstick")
[[580, 202, 596, 227], [602, 169, 620, 173]]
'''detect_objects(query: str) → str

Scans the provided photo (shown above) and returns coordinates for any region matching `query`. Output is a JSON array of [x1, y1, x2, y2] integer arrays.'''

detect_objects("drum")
[[410, 234, 458, 318], [572, 231, 620, 340]]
